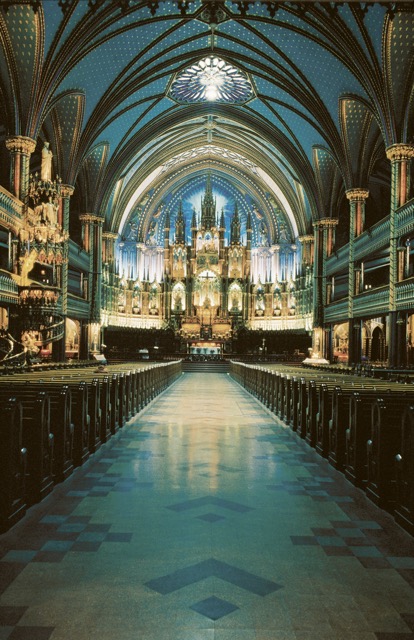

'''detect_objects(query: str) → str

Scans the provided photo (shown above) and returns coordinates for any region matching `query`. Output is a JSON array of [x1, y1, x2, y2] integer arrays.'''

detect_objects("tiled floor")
[[1, 372, 414, 639]]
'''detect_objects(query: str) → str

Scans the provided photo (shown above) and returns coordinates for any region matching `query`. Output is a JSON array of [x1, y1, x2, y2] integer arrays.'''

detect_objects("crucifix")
[[202, 270, 215, 307]]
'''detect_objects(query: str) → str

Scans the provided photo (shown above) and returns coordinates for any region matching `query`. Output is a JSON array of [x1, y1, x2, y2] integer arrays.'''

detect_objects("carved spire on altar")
[[230, 201, 241, 244], [200, 173, 216, 229], [175, 199, 186, 244]]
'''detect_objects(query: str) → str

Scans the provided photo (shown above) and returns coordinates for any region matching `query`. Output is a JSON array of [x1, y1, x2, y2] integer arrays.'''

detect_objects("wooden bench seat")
[[395, 405, 414, 535], [0, 388, 53, 505], [0, 397, 26, 532]]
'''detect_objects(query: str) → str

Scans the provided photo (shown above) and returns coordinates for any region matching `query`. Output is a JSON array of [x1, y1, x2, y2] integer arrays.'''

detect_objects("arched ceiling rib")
[[0, 1, 412, 241]]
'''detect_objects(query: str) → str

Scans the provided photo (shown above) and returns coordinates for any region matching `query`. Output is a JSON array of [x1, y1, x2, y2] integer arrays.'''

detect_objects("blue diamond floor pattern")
[[1, 372, 414, 639]]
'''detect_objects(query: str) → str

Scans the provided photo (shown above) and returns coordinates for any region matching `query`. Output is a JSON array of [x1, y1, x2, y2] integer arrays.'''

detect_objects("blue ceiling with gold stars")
[[0, 1, 413, 243]]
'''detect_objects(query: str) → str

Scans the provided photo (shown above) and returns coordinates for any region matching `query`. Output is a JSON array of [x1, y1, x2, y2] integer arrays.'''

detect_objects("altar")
[[188, 341, 223, 357]]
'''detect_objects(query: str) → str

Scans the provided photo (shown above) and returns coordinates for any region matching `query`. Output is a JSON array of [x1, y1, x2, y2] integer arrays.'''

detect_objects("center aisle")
[[2, 371, 414, 640]]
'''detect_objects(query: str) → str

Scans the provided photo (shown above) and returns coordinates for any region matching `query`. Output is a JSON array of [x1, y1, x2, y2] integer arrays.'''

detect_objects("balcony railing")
[[396, 277, 414, 309], [67, 293, 90, 319], [0, 185, 23, 230], [101, 311, 163, 329], [325, 198, 414, 279], [353, 285, 389, 317], [324, 297, 349, 323], [0, 269, 18, 303], [325, 244, 349, 276], [248, 314, 312, 332], [396, 198, 414, 238], [353, 217, 390, 262]]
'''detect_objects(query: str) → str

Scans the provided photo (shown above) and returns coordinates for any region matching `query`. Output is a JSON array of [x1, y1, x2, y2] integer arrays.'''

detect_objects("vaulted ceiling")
[[0, 1, 413, 244]]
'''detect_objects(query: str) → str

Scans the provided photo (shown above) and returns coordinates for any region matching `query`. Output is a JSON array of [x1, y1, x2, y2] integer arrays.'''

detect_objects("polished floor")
[[1, 372, 414, 640]]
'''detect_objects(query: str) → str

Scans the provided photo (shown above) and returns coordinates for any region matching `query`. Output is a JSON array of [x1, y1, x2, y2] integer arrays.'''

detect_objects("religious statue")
[[21, 331, 39, 358], [147, 219, 158, 245], [231, 295, 240, 312], [258, 221, 268, 246], [152, 203, 164, 219], [256, 287, 265, 315], [279, 223, 290, 242], [173, 291, 183, 312], [252, 204, 263, 220], [41, 141, 53, 182], [126, 220, 138, 240], [42, 196, 58, 226]]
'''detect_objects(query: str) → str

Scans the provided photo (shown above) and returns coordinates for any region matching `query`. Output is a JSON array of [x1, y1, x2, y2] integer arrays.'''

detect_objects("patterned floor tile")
[[1, 372, 414, 639], [190, 596, 239, 620]]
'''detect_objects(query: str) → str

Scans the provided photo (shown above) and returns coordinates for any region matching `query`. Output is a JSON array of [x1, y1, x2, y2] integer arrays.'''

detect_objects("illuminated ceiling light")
[[169, 56, 254, 104]]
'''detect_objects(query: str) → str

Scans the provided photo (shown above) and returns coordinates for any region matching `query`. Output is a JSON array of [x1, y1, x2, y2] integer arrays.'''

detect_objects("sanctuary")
[[0, 1, 413, 367]]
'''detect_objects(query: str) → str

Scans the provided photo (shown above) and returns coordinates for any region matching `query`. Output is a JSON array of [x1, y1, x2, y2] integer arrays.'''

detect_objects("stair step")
[[181, 361, 230, 372]]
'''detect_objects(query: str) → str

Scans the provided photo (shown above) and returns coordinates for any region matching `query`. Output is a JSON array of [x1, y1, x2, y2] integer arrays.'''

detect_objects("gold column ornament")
[[102, 232, 118, 265], [385, 144, 414, 365], [91, 216, 104, 323], [79, 214, 100, 252], [346, 189, 369, 237], [59, 185, 74, 317], [298, 235, 314, 267], [346, 189, 369, 357], [5, 136, 36, 202]]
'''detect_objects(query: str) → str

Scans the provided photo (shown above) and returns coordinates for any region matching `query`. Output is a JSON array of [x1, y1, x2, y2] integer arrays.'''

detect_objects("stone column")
[[53, 184, 74, 360], [79, 214, 93, 252], [298, 235, 314, 273], [386, 144, 414, 366], [312, 219, 338, 359], [346, 189, 369, 364], [5, 136, 36, 202], [312, 219, 337, 322], [297, 235, 314, 318], [270, 244, 280, 282], [102, 231, 118, 268], [91, 216, 104, 324], [291, 244, 297, 279]]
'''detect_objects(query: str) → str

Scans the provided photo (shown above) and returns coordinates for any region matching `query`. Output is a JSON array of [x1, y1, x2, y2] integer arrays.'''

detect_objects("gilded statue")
[[41, 141, 53, 182]]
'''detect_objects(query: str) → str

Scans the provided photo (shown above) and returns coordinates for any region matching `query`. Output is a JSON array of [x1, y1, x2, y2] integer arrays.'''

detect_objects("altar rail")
[[230, 361, 414, 536], [0, 360, 182, 533]]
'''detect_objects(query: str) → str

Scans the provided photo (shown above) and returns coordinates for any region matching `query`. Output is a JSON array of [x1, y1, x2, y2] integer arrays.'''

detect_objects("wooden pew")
[[344, 390, 391, 488], [0, 397, 26, 532], [0, 384, 73, 484], [297, 378, 308, 439], [315, 383, 331, 457], [305, 380, 318, 448], [0, 389, 53, 505], [0, 360, 182, 533], [1, 377, 90, 468], [395, 405, 414, 535], [366, 397, 414, 510]]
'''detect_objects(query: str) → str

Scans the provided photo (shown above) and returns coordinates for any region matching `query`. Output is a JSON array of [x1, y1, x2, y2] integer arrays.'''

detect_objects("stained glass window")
[[169, 57, 254, 104]]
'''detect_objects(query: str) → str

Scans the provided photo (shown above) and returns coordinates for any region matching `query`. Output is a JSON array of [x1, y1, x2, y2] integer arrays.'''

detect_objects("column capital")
[[79, 213, 102, 224], [313, 218, 339, 229], [386, 143, 414, 162], [298, 235, 314, 244], [5, 135, 36, 155], [60, 184, 75, 198], [79, 213, 94, 224], [346, 188, 369, 201], [102, 231, 118, 240]]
